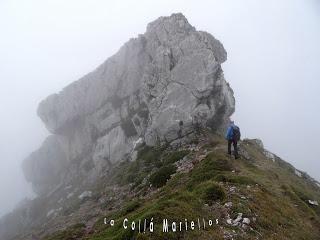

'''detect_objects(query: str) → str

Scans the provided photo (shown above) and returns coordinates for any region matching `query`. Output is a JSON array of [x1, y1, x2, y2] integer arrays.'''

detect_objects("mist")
[[0, 0, 319, 217]]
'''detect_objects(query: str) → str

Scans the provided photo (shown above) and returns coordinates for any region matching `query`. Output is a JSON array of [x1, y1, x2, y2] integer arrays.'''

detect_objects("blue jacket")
[[225, 124, 235, 140]]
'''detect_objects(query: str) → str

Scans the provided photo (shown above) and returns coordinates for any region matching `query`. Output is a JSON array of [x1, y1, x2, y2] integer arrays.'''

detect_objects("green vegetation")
[[188, 153, 233, 188], [196, 181, 226, 205], [111, 147, 189, 190], [149, 164, 177, 188], [163, 150, 190, 165], [121, 200, 141, 215], [41, 134, 320, 240], [43, 223, 85, 240], [111, 146, 162, 187]]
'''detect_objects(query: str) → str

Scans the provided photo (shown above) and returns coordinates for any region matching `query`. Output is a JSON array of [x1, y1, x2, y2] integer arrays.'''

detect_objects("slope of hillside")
[[11, 131, 319, 240], [1, 13, 319, 240]]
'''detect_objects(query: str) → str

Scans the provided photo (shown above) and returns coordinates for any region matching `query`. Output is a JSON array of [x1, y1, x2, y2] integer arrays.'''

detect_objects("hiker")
[[225, 120, 241, 159]]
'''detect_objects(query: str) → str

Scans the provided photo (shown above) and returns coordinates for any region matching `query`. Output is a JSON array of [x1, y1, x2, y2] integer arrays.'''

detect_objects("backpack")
[[232, 126, 241, 141]]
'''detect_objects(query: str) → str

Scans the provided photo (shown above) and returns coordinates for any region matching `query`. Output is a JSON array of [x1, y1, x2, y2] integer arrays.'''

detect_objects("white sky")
[[0, 0, 319, 217]]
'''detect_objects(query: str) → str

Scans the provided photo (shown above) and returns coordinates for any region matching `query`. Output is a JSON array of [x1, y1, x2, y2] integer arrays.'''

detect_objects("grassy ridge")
[[43, 134, 320, 240]]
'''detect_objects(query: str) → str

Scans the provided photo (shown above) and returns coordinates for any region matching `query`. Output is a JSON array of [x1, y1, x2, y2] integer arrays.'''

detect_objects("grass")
[[121, 200, 141, 215], [162, 150, 190, 165], [188, 152, 233, 188], [43, 223, 85, 240], [110, 146, 189, 191], [35, 134, 320, 240], [88, 190, 206, 240], [196, 181, 226, 205], [111, 146, 162, 188], [149, 164, 177, 188]]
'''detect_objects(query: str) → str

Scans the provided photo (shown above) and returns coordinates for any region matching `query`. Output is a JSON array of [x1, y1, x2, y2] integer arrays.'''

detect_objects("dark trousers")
[[228, 139, 239, 159]]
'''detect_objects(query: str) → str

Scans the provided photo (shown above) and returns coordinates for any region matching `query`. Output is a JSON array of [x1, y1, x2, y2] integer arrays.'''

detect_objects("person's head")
[[229, 120, 235, 125]]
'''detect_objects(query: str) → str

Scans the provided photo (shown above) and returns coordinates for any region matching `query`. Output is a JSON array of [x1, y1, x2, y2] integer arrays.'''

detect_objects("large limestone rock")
[[23, 13, 235, 195], [22, 135, 69, 195]]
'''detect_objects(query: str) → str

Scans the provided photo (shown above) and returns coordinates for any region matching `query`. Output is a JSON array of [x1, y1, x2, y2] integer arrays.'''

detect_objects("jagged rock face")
[[23, 13, 235, 195]]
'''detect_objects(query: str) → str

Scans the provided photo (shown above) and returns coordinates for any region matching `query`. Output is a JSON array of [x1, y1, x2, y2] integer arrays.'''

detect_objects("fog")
[[0, 0, 319, 217]]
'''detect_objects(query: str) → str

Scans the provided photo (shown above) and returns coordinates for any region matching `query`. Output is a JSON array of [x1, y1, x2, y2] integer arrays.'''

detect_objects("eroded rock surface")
[[23, 13, 235, 195]]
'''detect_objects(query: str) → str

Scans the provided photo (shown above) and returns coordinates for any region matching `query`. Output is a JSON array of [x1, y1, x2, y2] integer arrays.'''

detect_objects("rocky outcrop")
[[22, 135, 69, 195], [23, 13, 235, 195]]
